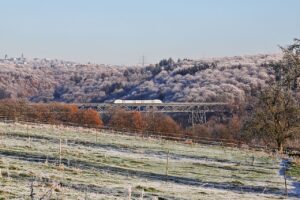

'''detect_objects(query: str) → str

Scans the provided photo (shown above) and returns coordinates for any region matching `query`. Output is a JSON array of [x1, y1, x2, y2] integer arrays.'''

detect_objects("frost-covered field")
[[0, 122, 299, 199]]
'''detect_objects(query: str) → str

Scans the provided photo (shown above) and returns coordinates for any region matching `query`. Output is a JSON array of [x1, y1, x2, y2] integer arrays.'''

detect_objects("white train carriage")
[[113, 99, 162, 104]]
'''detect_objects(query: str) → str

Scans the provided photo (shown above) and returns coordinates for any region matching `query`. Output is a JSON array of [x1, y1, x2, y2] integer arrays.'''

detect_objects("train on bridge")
[[77, 100, 231, 125], [113, 99, 163, 104]]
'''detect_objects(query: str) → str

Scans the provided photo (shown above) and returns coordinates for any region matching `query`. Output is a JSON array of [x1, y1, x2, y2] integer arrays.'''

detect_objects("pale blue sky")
[[0, 0, 299, 65]]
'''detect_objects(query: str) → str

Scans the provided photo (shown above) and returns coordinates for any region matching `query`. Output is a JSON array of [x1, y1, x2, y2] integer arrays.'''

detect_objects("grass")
[[135, 185, 160, 193], [0, 122, 298, 199], [287, 162, 300, 180]]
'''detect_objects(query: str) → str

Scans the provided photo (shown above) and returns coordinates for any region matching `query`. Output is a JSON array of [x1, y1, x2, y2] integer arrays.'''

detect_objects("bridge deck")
[[77, 102, 229, 113], [78, 102, 227, 106]]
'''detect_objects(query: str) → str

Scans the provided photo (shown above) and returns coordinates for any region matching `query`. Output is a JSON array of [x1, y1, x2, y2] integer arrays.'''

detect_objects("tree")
[[229, 114, 241, 139], [143, 112, 181, 136], [108, 109, 132, 130], [0, 88, 11, 99], [244, 86, 300, 152], [156, 115, 181, 135], [77, 109, 103, 128], [272, 39, 300, 90], [0, 99, 16, 120], [131, 111, 145, 131], [32, 104, 56, 124], [243, 39, 300, 152], [192, 124, 211, 138], [108, 110, 146, 132]]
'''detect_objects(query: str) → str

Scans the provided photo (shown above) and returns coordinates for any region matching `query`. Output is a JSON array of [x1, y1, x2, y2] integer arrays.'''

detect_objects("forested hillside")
[[0, 54, 281, 103]]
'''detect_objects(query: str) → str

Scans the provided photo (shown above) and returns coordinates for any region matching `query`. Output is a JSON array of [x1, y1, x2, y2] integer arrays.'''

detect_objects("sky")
[[0, 0, 300, 65]]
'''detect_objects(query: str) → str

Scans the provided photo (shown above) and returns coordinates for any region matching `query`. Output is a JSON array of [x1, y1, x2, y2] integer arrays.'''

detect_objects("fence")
[[0, 116, 262, 148], [0, 120, 297, 199], [1, 114, 300, 156]]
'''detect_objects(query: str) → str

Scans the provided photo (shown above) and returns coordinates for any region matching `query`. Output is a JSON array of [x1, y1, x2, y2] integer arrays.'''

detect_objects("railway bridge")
[[77, 101, 230, 125]]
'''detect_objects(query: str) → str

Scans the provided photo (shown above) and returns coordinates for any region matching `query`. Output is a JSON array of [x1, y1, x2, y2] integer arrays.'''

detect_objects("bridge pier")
[[189, 111, 207, 127]]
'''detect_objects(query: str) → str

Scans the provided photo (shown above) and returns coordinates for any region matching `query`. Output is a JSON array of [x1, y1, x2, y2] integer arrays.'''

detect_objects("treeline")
[[175, 63, 214, 76], [0, 53, 280, 104], [190, 115, 241, 141], [0, 99, 103, 127], [3, 97, 298, 151], [0, 99, 182, 135], [107, 109, 181, 135], [0, 99, 243, 142]]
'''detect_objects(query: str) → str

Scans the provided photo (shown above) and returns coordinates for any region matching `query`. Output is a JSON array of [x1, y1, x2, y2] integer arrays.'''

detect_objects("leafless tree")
[[244, 86, 300, 152], [244, 39, 300, 152]]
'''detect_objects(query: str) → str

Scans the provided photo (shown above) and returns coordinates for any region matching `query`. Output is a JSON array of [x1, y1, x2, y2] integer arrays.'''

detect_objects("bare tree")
[[244, 86, 300, 152], [244, 39, 300, 152]]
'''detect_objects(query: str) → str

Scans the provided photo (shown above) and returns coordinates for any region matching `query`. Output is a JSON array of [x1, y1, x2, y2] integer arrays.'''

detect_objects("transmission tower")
[[139, 55, 147, 67]]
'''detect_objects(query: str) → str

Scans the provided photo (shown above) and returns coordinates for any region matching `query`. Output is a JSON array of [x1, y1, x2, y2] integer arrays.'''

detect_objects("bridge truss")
[[77, 102, 230, 125]]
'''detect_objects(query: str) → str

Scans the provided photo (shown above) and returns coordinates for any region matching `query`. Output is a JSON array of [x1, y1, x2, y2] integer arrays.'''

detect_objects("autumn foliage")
[[189, 114, 242, 142], [143, 112, 181, 135], [0, 99, 103, 127], [0, 99, 243, 143], [76, 109, 103, 127], [108, 109, 141, 130], [108, 109, 181, 136]]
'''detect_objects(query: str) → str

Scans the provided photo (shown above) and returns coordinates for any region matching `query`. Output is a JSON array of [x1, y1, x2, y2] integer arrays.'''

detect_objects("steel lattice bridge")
[[77, 102, 228, 113], [77, 102, 230, 124]]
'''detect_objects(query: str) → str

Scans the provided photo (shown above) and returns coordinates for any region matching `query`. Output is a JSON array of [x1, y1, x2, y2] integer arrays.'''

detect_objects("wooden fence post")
[[166, 150, 170, 177], [59, 133, 62, 166], [284, 163, 288, 197]]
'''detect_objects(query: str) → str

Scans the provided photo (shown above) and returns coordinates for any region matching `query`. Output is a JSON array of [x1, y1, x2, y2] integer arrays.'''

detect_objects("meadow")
[[0, 122, 299, 199]]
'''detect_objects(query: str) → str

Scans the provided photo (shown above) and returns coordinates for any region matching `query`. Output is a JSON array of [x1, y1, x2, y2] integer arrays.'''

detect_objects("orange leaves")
[[108, 109, 144, 130], [108, 109, 181, 136], [143, 113, 181, 135], [131, 111, 145, 131], [0, 100, 103, 128], [76, 109, 103, 128]]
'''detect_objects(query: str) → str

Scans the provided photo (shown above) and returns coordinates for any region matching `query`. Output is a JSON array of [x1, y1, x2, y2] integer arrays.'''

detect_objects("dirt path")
[[279, 159, 300, 198]]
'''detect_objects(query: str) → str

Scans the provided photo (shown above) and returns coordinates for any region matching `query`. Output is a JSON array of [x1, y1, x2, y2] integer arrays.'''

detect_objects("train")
[[113, 99, 163, 104]]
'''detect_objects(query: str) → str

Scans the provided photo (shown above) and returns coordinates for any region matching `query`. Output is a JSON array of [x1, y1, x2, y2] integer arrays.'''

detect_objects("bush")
[[0, 99, 103, 128]]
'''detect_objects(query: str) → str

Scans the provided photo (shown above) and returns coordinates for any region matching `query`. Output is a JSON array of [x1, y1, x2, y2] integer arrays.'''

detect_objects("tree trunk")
[[278, 141, 284, 154]]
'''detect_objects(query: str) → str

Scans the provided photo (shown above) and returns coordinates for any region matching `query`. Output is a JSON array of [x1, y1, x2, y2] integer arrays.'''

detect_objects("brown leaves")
[[0, 100, 104, 128], [75, 109, 103, 128], [108, 109, 181, 135]]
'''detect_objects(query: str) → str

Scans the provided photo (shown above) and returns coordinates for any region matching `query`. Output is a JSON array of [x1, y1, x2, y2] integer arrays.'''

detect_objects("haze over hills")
[[0, 54, 282, 103]]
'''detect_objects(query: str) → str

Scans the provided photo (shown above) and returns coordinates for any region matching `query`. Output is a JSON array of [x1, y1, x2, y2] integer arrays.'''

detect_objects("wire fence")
[[0, 120, 299, 199], [1, 116, 299, 155]]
